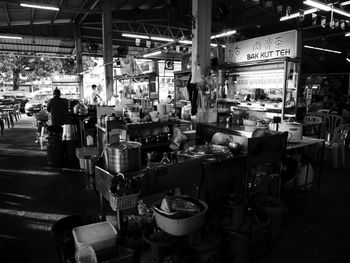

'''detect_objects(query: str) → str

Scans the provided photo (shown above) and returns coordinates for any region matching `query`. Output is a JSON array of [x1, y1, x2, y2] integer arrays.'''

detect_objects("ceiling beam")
[[82, 21, 190, 39], [0, 19, 73, 27], [52, 0, 64, 24], [78, 0, 100, 25], [0, 41, 75, 49], [0, 48, 73, 55], [31, 8, 35, 25], [82, 34, 137, 44], [2, 3, 11, 27]]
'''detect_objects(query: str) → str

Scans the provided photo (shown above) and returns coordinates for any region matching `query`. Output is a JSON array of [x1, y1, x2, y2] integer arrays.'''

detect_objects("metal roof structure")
[[1, 0, 350, 72]]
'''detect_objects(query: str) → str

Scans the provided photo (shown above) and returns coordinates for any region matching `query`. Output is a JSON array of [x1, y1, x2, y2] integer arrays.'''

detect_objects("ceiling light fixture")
[[340, 0, 350, 6], [304, 45, 342, 54], [280, 8, 318, 21], [303, 0, 331, 11], [345, 32, 350, 36], [20, 3, 59, 11], [303, 0, 350, 17], [150, 36, 175, 42], [143, 50, 162, 58], [211, 30, 236, 40], [0, 34, 23, 40], [346, 58, 350, 62], [122, 33, 150, 40], [178, 40, 192, 45]]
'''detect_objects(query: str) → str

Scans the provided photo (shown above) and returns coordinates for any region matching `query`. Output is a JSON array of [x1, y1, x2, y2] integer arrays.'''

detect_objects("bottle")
[[160, 152, 171, 165], [137, 200, 146, 215]]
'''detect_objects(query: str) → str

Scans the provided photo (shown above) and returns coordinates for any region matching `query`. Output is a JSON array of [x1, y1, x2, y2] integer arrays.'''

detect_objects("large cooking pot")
[[278, 122, 303, 143], [103, 141, 142, 174]]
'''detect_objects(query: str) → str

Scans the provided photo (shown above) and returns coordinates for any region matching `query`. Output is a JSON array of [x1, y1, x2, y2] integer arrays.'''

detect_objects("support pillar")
[[102, 0, 113, 102], [74, 23, 84, 99], [191, 0, 212, 78]]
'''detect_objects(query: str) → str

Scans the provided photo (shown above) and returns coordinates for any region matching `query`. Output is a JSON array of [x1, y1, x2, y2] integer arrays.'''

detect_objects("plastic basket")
[[109, 192, 139, 211]]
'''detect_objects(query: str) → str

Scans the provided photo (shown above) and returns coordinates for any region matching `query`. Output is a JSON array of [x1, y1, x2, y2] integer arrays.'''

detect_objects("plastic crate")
[[72, 221, 117, 252]]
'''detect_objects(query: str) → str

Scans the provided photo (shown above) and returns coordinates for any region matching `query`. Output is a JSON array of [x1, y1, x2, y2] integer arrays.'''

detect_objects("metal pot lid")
[[109, 141, 142, 150]]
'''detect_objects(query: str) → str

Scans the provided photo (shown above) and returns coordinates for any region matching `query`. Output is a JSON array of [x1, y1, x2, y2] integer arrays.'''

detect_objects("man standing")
[[47, 88, 68, 126], [91, 84, 102, 105]]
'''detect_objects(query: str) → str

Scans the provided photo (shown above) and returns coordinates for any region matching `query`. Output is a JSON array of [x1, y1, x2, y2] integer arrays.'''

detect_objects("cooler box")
[[72, 221, 117, 252]]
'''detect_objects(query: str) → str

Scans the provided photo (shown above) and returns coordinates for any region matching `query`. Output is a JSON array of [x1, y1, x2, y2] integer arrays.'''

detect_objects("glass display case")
[[220, 57, 299, 119]]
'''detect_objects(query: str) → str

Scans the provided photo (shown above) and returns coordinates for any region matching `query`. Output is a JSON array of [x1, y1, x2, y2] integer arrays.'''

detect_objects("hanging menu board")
[[225, 30, 299, 63]]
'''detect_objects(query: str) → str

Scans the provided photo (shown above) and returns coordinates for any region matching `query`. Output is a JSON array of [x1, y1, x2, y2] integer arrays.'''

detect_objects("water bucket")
[[252, 196, 288, 243]]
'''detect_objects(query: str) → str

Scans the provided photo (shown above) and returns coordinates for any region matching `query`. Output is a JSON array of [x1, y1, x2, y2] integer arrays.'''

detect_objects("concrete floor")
[[0, 115, 349, 263]]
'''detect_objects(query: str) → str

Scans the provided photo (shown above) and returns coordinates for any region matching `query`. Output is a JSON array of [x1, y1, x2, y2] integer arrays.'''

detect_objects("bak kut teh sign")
[[225, 30, 299, 63]]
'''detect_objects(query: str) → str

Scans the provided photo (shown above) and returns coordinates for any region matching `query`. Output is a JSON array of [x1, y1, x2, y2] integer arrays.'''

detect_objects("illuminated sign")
[[225, 30, 299, 63]]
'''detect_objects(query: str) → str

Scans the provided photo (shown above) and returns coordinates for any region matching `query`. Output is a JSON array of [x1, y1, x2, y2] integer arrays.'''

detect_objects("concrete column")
[[74, 23, 84, 99], [102, 0, 113, 102], [191, 0, 212, 78]]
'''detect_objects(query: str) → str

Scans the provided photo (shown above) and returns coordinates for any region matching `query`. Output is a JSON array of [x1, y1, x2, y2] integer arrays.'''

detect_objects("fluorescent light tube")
[[340, 1, 350, 6], [135, 59, 153, 62], [20, 3, 59, 11], [211, 30, 236, 40], [333, 8, 350, 18], [0, 35, 23, 40], [280, 8, 318, 21], [233, 70, 284, 75], [304, 45, 342, 54], [178, 40, 192, 45], [122, 33, 150, 40], [143, 51, 161, 58], [150, 36, 174, 42], [345, 32, 350, 36], [346, 58, 350, 62], [303, 0, 331, 11]]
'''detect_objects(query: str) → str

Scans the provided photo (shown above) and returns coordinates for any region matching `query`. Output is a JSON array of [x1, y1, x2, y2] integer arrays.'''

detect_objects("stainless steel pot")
[[62, 124, 77, 141], [103, 141, 142, 173]]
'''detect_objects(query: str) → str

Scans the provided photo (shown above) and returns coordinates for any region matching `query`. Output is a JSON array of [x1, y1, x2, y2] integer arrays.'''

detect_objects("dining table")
[[286, 136, 325, 191]]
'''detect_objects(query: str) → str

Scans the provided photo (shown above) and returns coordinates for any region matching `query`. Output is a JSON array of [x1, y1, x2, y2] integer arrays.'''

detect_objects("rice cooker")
[[278, 122, 303, 143]]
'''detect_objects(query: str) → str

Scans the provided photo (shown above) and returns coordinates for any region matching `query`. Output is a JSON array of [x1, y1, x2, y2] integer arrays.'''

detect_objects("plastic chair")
[[324, 124, 350, 168], [323, 114, 343, 142], [0, 108, 13, 128]]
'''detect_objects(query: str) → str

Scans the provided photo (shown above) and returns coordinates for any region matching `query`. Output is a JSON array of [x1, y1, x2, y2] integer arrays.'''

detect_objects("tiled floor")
[[0, 115, 349, 263]]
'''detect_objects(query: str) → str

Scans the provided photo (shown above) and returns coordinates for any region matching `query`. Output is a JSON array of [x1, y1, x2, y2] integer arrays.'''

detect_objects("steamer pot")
[[103, 141, 141, 173]]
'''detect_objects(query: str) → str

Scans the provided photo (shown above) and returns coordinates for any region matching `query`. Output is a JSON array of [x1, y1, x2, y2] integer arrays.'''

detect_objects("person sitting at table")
[[47, 88, 68, 127]]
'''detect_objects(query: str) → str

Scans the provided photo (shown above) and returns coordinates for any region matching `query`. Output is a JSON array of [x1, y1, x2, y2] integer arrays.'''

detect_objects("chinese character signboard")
[[225, 30, 299, 63]]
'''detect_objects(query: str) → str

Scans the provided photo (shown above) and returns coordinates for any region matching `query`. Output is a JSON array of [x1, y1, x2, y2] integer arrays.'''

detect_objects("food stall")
[[219, 30, 301, 123]]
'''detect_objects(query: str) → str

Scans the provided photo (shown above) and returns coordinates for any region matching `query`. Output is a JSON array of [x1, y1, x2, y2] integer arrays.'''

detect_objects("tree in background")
[[0, 53, 95, 90]]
